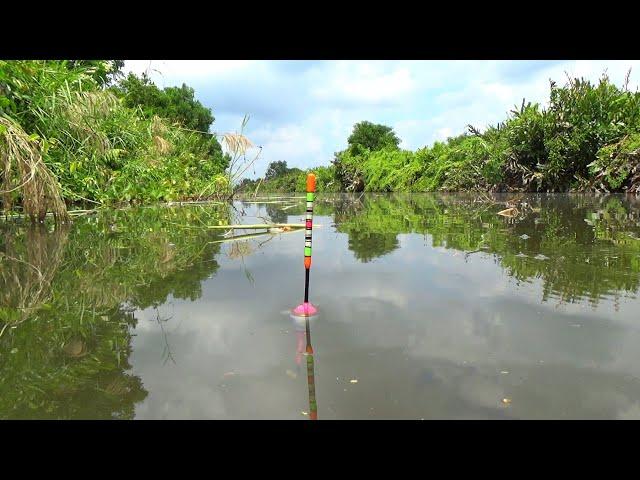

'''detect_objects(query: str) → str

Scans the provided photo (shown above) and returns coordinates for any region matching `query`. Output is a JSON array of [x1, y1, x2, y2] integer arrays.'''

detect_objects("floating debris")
[[534, 254, 549, 260], [286, 370, 297, 379], [350, 379, 358, 384], [501, 371, 509, 374], [498, 208, 518, 217], [516, 252, 528, 258], [223, 372, 236, 377], [519, 234, 530, 240], [207, 223, 316, 230], [268, 226, 293, 234], [301, 411, 308, 416], [502, 398, 512, 405]]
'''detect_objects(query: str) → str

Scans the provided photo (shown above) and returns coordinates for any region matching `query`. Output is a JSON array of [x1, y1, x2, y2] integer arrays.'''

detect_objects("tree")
[[117, 73, 214, 132], [347, 121, 400, 155], [265, 160, 289, 180], [161, 84, 214, 132], [115, 72, 227, 172]]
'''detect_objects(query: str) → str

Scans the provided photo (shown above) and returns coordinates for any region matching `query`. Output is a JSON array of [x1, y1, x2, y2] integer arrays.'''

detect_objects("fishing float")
[[292, 173, 318, 318]]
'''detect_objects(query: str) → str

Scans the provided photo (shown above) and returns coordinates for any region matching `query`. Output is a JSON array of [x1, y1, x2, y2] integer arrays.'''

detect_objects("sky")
[[123, 60, 640, 179]]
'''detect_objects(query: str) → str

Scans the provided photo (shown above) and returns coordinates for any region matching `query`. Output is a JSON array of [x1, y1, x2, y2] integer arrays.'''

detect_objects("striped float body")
[[304, 191, 314, 267]]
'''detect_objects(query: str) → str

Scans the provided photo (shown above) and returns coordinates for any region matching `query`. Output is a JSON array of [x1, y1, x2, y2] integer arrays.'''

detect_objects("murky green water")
[[2, 193, 640, 419]]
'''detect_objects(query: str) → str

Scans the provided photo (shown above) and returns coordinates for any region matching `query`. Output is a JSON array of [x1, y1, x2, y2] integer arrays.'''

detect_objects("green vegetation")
[[250, 73, 640, 194], [237, 162, 337, 195], [0, 61, 254, 221], [117, 73, 214, 132], [345, 120, 400, 155], [0, 204, 229, 418]]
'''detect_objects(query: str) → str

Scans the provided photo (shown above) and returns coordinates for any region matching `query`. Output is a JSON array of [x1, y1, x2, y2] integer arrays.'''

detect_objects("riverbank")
[[243, 73, 640, 195], [0, 61, 256, 223]]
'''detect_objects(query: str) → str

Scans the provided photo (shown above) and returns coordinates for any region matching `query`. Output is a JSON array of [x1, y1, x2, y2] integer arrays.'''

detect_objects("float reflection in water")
[[290, 311, 319, 420]]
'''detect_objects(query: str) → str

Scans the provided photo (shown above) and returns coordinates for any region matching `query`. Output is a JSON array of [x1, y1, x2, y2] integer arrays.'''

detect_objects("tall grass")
[[0, 60, 257, 216]]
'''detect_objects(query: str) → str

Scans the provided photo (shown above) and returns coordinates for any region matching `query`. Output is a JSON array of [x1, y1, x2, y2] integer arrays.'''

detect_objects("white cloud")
[[123, 60, 254, 86], [434, 127, 454, 141], [311, 62, 416, 105], [246, 123, 325, 172]]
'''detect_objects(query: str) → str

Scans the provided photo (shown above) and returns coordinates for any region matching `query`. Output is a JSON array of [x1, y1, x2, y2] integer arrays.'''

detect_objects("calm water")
[[2, 193, 640, 419]]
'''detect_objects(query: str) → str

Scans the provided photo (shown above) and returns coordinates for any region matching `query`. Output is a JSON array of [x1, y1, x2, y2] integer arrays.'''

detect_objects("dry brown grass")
[[222, 133, 253, 156], [0, 116, 69, 223], [59, 91, 119, 154], [153, 135, 172, 155]]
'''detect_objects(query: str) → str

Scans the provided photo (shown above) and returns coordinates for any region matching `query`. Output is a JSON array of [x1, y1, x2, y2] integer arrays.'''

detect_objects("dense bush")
[[325, 73, 640, 193], [0, 60, 232, 211]]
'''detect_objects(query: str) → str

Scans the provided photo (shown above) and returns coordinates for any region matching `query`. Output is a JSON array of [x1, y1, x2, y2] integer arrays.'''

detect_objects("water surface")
[[2, 193, 640, 419]]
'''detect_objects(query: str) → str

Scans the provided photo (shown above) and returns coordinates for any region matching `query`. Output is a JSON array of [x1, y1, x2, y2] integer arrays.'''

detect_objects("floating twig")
[[206, 223, 321, 230]]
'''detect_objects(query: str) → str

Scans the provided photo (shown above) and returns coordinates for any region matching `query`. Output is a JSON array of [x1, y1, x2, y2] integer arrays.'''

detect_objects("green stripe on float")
[[306, 192, 315, 202], [304, 247, 312, 257]]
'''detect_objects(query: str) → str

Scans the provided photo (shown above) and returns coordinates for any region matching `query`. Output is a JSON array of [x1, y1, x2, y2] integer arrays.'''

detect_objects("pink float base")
[[291, 302, 318, 317]]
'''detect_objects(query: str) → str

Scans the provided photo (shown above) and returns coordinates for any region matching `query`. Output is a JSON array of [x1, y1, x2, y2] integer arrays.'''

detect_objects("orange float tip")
[[310, 411, 318, 420], [304, 257, 311, 269], [306, 345, 314, 354], [306, 173, 316, 193]]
